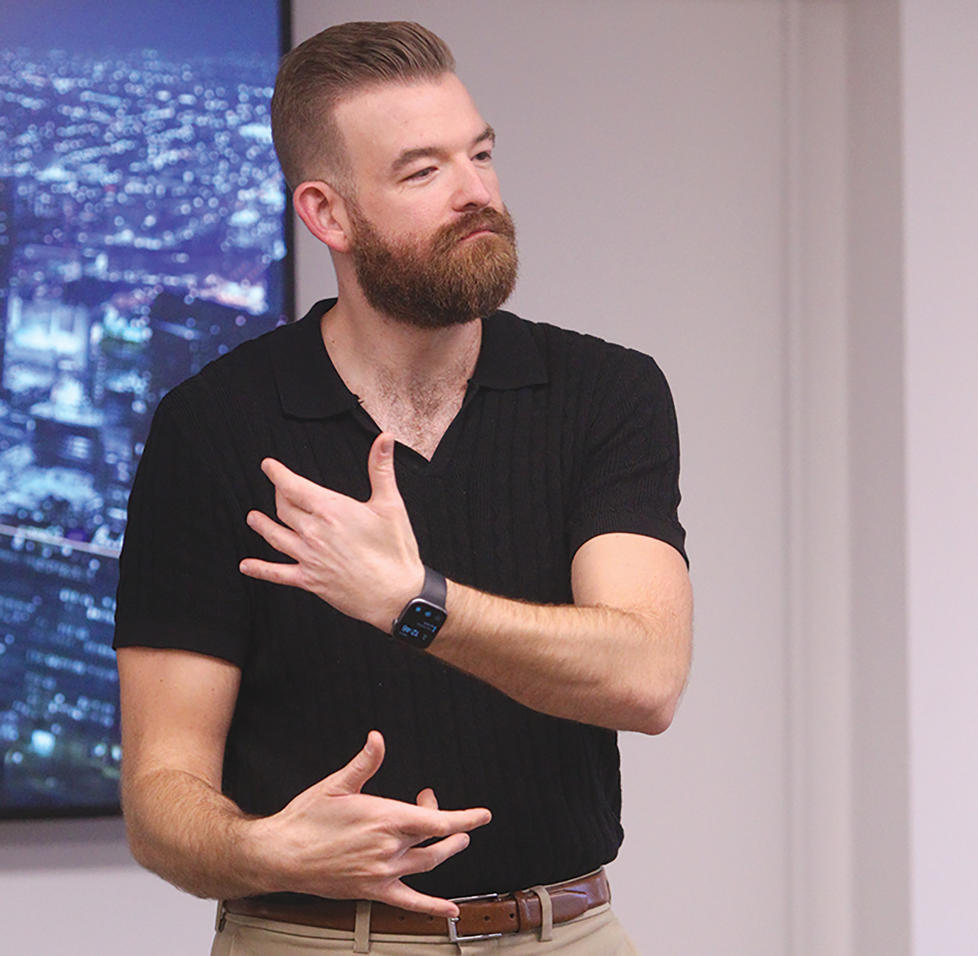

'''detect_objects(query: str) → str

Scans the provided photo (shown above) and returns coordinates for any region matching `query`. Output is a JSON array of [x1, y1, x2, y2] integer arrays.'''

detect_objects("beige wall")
[[3, 2, 975, 953]]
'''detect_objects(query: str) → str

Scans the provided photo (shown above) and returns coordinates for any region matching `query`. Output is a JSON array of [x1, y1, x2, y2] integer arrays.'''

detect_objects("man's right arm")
[[117, 646, 490, 917]]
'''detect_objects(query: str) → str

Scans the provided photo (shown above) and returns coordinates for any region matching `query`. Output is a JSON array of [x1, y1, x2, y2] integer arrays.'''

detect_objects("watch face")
[[394, 600, 447, 647]]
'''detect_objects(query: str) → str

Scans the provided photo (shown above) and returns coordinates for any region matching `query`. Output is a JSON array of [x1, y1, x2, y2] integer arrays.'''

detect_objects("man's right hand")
[[252, 730, 491, 917]]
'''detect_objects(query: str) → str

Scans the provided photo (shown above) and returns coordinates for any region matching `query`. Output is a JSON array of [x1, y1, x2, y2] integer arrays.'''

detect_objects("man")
[[114, 20, 691, 955]]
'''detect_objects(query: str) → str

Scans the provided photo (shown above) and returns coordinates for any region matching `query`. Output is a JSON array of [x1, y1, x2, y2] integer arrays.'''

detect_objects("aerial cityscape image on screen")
[[0, 1, 289, 816]]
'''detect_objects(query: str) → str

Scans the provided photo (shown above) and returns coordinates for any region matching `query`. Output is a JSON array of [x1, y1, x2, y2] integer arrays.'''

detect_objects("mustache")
[[434, 207, 516, 251]]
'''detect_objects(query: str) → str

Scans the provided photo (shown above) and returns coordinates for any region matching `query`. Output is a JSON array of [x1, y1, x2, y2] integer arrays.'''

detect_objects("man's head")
[[271, 21, 455, 192], [274, 22, 518, 327]]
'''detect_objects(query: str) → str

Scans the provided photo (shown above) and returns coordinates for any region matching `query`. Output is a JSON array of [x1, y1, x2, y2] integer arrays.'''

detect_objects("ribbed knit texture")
[[115, 300, 686, 898]]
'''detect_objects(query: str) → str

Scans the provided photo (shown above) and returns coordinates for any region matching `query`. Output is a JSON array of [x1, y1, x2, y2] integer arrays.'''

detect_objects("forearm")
[[431, 581, 690, 735], [120, 729, 491, 916], [122, 767, 274, 900], [240, 448, 692, 734]]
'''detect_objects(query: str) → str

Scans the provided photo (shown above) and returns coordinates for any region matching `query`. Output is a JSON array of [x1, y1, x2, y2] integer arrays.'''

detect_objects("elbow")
[[641, 697, 678, 735], [126, 832, 156, 874], [618, 606, 691, 735], [626, 668, 687, 736], [120, 792, 155, 872], [120, 774, 171, 880], [630, 691, 679, 736]]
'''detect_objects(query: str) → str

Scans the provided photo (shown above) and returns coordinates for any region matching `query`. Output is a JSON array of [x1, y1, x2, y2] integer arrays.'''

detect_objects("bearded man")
[[114, 21, 691, 955]]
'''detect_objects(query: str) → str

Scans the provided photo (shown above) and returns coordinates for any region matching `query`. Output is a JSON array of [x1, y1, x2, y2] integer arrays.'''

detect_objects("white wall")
[[901, 1, 978, 951], [4, 2, 974, 953], [0, 816, 216, 953]]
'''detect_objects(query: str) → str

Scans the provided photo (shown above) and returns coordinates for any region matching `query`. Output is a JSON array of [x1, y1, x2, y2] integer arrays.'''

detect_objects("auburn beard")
[[348, 202, 519, 329]]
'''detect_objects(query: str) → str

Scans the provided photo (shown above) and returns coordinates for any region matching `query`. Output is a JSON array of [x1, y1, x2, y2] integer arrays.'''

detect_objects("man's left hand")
[[240, 433, 424, 631]]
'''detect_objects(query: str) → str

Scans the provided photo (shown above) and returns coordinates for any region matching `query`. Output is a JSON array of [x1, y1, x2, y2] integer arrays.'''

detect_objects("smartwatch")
[[391, 566, 447, 648]]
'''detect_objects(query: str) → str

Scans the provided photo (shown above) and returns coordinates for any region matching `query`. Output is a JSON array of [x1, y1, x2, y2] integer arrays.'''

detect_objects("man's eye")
[[406, 166, 435, 181], [474, 150, 493, 162]]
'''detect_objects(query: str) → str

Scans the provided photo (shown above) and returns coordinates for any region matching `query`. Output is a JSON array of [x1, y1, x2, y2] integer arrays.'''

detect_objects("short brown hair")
[[271, 21, 456, 191]]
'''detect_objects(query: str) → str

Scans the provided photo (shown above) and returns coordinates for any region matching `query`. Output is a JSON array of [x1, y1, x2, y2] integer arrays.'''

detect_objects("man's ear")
[[293, 180, 353, 253]]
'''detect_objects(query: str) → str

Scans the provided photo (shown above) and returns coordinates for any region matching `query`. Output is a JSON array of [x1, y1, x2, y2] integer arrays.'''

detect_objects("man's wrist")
[[391, 566, 448, 647], [239, 812, 293, 895]]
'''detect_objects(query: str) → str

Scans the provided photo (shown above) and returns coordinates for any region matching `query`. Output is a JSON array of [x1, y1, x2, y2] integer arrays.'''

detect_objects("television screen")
[[0, 0, 292, 817]]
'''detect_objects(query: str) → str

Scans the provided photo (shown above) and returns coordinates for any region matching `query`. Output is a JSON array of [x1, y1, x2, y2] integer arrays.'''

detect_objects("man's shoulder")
[[489, 308, 667, 385], [161, 305, 317, 414], [189, 317, 293, 389]]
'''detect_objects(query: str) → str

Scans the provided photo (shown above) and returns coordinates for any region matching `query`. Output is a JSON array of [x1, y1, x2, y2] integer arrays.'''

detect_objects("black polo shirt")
[[115, 299, 686, 898]]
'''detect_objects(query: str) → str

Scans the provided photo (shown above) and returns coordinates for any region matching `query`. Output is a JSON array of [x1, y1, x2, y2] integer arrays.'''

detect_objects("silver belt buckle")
[[447, 892, 504, 943]]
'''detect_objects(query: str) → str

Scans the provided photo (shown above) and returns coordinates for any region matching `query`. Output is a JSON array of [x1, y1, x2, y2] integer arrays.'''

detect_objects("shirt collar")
[[270, 299, 359, 419], [271, 299, 548, 420], [469, 308, 549, 390]]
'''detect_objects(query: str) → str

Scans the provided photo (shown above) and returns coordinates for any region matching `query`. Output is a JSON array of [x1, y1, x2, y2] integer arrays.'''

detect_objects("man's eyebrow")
[[475, 124, 496, 148], [390, 125, 496, 176]]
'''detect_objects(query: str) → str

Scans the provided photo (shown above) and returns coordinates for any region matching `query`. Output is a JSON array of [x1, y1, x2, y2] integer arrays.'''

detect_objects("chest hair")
[[357, 372, 468, 461]]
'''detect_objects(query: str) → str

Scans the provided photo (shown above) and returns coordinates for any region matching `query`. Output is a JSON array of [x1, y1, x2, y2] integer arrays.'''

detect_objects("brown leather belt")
[[224, 868, 610, 940]]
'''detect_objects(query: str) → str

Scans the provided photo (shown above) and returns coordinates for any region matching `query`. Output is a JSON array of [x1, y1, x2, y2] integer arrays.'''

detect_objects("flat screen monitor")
[[0, 0, 293, 818]]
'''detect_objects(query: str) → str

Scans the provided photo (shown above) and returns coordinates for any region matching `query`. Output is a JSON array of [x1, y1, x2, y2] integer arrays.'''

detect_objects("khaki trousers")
[[210, 903, 639, 955]]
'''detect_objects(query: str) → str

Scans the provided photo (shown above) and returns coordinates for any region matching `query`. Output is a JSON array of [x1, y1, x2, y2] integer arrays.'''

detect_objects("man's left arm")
[[434, 532, 691, 735], [241, 433, 691, 736]]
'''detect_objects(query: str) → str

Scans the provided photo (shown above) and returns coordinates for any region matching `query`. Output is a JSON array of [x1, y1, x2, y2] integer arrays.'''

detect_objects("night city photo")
[[0, 0, 291, 816]]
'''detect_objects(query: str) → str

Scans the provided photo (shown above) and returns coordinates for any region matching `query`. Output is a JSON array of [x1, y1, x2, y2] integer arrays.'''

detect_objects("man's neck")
[[322, 293, 481, 393], [320, 291, 482, 458]]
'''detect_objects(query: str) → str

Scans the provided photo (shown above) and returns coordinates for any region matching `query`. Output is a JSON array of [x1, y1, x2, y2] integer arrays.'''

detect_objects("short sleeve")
[[567, 347, 687, 565], [113, 388, 253, 665]]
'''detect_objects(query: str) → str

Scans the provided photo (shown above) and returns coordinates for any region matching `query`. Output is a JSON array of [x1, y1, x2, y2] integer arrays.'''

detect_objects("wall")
[[846, 1, 912, 952], [901, 1, 978, 951]]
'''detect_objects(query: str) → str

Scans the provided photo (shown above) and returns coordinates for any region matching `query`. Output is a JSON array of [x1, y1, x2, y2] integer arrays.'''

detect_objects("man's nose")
[[452, 159, 493, 210]]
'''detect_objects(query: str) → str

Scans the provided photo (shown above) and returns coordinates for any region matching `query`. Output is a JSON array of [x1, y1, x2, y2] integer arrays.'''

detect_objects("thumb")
[[321, 730, 385, 796], [367, 433, 400, 506]]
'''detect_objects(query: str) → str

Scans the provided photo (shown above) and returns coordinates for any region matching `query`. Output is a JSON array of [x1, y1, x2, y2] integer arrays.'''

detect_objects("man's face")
[[333, 74, 518, 328]]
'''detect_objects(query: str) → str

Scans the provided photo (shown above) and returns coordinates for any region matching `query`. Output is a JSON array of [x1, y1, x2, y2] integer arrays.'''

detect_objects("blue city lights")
[[0, 1, 288, 816]]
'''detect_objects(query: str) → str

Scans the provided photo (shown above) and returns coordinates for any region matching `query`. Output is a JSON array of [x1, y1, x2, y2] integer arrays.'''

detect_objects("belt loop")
[[528, 886, 553, 942], [214, 900, 227, 933], [353, 900, 372, 953]]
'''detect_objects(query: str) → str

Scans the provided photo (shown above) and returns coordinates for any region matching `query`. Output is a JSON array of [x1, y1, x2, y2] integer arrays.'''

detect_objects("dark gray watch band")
[[419, 565, 447, 608]]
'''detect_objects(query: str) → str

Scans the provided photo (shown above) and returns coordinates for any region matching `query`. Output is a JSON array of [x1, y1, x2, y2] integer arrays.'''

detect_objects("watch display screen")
[[395, 601, 447, 646]]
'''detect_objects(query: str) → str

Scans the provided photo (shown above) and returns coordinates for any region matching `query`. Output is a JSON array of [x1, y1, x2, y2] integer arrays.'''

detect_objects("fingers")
[[367, 434, 401, 507], [239, 556, 303, 586], [261, 458, 346, 513], [245, 509, 302, 558], [400, 832, 471, 876], [416, 787, 439, 810], [399, 805, 492, 839], [379, 882, 461, 920], [320, 731, 385, 796]]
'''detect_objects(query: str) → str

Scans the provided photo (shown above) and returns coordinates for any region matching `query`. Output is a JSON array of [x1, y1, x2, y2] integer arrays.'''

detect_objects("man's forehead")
[[333, 74, 488, 163]]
